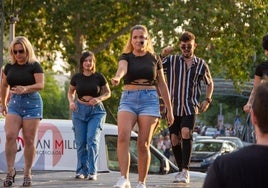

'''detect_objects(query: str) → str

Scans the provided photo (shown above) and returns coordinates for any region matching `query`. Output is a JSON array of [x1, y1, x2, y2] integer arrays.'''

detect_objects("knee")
[[181, 128, 192, 139], [5, 132, 17, 143], [137, 140, 150, 153], [23, 137, 35, 147], [170, 134, 181, 146]]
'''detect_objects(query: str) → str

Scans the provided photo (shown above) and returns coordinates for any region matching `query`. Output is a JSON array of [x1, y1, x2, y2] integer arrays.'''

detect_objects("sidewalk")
[[0, 170, 205, 188]]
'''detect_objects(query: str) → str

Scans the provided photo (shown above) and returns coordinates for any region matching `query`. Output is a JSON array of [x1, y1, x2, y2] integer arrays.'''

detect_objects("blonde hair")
[[8, 36, 38, 64], [123, 25, 155, 54]]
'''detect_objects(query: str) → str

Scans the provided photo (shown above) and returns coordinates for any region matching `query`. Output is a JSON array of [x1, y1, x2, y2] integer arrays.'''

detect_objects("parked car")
[[190, 139, 237, 172], [204, 127, 218, 137], [215, 136, 244, 149], [194, 135, 214, 142], [0, 119, 178, 174]]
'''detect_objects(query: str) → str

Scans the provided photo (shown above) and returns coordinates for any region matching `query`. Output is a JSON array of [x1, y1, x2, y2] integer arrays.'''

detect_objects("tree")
[[2, 1, 267, 124]]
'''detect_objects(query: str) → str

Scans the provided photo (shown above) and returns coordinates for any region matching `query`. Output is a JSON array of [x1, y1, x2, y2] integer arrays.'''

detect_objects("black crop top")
[[119, 52, 162, 85], [255, 60, 268, 79], [4, 62, 43, 87], [70, 72, 107, 98]]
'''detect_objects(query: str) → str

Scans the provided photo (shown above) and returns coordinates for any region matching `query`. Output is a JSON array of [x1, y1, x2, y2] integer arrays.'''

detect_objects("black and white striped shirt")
[[162, 54, 213, 116]]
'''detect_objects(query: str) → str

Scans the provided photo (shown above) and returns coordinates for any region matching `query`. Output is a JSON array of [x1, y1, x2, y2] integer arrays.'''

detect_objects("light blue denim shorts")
[[8, 92, 43, 119], [118, 89, 161, 117]]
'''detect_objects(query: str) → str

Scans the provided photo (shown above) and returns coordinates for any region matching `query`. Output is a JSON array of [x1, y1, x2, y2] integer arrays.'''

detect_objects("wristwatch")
[[205, 98, 212, 103]]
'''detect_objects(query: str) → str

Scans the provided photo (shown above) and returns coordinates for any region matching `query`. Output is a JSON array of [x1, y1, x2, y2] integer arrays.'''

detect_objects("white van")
[[0, 119, 178, 174]]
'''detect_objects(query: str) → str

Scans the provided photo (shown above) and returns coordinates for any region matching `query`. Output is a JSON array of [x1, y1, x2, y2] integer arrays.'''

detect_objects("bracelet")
[[205, 98, 212, 103]]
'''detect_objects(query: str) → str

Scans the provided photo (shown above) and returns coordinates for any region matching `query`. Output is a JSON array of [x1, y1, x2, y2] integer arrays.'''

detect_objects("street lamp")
[[9, 0, 21, 43]]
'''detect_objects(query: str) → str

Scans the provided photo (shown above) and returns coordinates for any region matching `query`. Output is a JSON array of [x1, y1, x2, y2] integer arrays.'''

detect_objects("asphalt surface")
[[0, 170, 206, 188]]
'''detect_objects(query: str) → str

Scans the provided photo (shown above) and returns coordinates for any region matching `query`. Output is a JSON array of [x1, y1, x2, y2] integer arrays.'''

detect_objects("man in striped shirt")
[[161, 31, 214, 183]]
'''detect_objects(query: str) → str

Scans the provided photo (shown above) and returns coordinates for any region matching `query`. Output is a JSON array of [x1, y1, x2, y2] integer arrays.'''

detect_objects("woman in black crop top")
[[1, 36, 44, 187], [111, 25, 174, 188], [67, 51, 111, 181]]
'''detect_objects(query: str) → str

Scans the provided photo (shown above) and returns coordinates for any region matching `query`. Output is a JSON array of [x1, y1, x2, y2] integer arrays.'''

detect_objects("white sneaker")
[[136, 181, 146, 188], [173, 171, 183, 183], [87, 174, 97, 181], [113, 176, 131, 188], [180, 169, 190, 183], [75, 173, 86, 179]]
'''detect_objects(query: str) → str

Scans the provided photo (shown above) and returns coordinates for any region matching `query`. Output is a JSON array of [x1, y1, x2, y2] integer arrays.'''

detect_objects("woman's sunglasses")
[[13, 49, 25, 54]]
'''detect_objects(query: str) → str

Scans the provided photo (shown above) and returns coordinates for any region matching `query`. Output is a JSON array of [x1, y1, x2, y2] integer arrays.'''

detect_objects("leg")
[[72, 117, 88, 176], [181, 115, 195, 170], [117, 111, 137, 179], [87, 113, 106, 176], [3, 114, 21, 187], [4, 114, 22, 172], [22, 118, 40, 176], [136, 115, 159, 183], [168, 116, 182, 170]]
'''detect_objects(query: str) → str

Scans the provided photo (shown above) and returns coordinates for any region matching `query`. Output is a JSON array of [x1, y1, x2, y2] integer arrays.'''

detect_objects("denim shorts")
[[8, 92, 43, 119], [118, 89, 160, 117]]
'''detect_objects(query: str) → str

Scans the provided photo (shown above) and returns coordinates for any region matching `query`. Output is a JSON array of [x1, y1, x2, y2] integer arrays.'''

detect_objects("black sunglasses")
[[180, 45, 192, 50], [13, 49, 25, 54]]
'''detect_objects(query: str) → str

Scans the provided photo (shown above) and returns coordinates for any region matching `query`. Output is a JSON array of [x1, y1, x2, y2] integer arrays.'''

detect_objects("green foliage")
[[2, 0, 267, 126], [40, 72, 69, 119]]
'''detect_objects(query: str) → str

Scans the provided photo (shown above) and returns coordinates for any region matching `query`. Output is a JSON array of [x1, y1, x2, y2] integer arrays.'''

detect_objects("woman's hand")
[[243, 104, 251, 113], [10, 85, 27, 94], [111, 77, 120, 86]]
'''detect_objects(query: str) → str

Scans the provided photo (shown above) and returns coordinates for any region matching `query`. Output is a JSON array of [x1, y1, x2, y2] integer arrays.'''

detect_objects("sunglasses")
[[180, 45, 192, 50], [13, 49, 25, 54]]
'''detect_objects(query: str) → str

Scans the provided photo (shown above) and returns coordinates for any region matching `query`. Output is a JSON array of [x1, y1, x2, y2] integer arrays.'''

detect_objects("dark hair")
[[262, 34, 268, 50], [79, 51, 96, 73], [252, 82, 268, 133], [179, 31, 195, 42]]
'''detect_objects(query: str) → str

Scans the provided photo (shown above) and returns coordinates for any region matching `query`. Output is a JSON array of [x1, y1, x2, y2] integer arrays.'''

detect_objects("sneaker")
[[75, 173, 86, 179], [136, 181, 146, 188], [113, 176, 131, 188], [88, 174, 97, 181], [173, 171, 182, 183], [180, 169, 190, 183]]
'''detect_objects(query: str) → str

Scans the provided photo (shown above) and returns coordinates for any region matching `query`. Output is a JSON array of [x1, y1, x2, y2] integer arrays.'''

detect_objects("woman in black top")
[[111, 25, 174, 188], [67, 51, 111, 181], [243, 34, 268, 113], [1, 36, 44, 187]]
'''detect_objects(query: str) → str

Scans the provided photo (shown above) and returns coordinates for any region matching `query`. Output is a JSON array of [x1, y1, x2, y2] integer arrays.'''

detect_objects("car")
[[204, 127, 218, 137], [0, 119, 178, 174], [215, 136, 244, 149], [194, 135, 214, 142], [190, 139, 237, 172]]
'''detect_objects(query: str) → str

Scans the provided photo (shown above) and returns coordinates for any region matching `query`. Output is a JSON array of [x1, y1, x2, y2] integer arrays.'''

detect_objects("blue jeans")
[[72, 101, 106, 175], [118, 89, 161, 117]]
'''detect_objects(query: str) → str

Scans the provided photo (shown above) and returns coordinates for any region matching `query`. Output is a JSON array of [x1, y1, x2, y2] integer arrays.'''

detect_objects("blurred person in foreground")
[[67, 51, 111, 181], [203, 81, 268, 188], [1, 36, 44, 187], [161, 31, 214, 183], [111, 24, 174, 188]]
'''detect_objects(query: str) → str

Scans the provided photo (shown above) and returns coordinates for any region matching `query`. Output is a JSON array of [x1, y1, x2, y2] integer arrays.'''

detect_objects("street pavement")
[[0, 170, 206, 188]]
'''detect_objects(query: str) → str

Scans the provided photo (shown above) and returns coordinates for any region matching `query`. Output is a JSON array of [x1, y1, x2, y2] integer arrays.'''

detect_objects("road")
[[0, 170, 206, 188]]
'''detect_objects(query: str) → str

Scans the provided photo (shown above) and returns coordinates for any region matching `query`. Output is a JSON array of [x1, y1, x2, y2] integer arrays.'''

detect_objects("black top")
[[4, 62, 43, 87], [255, 60, 268, 79], [203, 145, 268, 188], [119, 52, 162, 85], [162, 55, 213, 116], [70, 72, 107, 98]]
